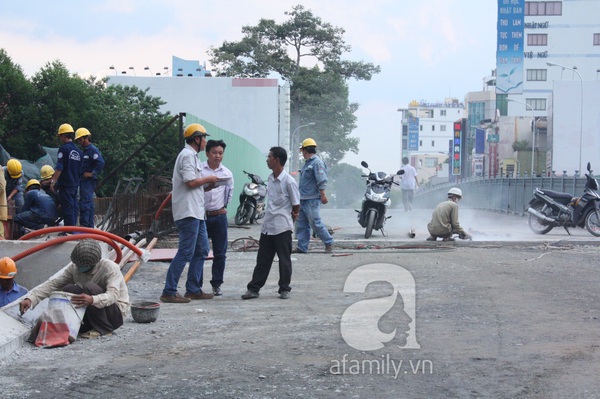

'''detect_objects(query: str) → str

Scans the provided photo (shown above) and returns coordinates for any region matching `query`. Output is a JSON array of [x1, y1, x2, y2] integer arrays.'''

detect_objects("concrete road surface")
[[2, 209, 600, 398]]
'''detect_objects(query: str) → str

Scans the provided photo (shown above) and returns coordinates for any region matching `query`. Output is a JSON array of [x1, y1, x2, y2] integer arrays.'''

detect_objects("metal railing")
[[415, 175, 586, 215]]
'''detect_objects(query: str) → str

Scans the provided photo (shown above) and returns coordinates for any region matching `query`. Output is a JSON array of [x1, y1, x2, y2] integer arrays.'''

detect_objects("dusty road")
[[3, 235, 600, 398]]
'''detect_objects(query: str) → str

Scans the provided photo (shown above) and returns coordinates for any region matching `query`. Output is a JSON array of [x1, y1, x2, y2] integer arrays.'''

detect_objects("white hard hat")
[[448, 187, 463, 197]]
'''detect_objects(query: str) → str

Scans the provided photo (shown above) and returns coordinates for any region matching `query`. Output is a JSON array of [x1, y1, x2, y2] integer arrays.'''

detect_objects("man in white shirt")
[[201, 139, 234, 296], [160, 123, 219, 303], [400, 157, 419, 211], [242, 147, 300, 300]]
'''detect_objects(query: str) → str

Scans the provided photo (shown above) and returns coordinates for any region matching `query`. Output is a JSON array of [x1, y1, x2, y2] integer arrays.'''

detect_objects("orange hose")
[[11, 233, 123, 264], [155, 193, 172, 221], [19, 226, 143, 258]]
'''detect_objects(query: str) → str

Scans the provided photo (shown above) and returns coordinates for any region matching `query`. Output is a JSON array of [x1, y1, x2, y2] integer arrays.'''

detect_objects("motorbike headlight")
[[244, 186, 259, 196]]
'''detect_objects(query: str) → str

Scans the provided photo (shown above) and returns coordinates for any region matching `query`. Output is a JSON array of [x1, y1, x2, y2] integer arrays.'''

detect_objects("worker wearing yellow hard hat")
[[75, 127, 105, 228], [4, 158, 24, 214]]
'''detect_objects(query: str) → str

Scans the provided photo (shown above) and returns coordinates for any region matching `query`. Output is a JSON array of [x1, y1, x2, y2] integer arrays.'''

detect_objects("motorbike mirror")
[[587, 162, 591, 172], [361, 161, 368, 168], [397, 170, 405, 175]]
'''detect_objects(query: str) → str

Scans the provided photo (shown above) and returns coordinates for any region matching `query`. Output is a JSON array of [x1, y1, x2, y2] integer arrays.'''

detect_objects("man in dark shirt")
[[75, 127, 105, 228]]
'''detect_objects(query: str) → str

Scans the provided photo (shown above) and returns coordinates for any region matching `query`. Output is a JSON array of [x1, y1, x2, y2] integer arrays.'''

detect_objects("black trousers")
[[247, 231, 292, 294], [63, 282, 123, 335]]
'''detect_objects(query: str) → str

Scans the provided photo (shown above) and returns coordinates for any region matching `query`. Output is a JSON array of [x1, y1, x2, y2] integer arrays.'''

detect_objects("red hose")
[[155, 193, 172, 221], [11, 233, 123, 264], [19, 226, 143, 258]]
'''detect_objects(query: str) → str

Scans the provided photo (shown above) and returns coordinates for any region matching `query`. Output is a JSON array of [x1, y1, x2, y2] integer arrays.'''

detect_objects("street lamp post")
[[507, 98, 536, 174], [291, 122, 316, 173], [546, 62, 584, 173]]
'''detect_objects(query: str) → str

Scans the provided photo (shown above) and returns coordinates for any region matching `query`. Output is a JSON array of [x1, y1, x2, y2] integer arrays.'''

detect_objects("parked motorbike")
[[355, 161, 404, 238], [234, 170, 267, 225], [526, 162, 600, 236]]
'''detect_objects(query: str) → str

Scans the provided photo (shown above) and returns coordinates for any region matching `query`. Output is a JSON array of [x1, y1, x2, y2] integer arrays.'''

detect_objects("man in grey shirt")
[[242, 147, 300, 300]]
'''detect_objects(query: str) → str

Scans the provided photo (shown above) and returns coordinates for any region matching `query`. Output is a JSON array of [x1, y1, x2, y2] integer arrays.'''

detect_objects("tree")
[[208, 4, 380, 166], [0, 49, 34, 157]]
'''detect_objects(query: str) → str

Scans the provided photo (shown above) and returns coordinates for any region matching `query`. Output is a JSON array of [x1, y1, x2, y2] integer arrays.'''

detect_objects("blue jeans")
[[162, 217, 209, 296], [296, 198, 334, 252], [79, 179, 97, 227], [58, 186, 79, 226], [205, 213, 228, 287]]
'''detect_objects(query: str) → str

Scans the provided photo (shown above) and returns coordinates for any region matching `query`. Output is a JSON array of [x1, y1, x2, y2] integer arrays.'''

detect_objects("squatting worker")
[[4, 159, 24, 214], [160, 123, 219, 303], [294, 138, 334, 253], [426, 187, 473, 242], [14, 179, 58, 232], [50, 124, 82, 227], [242, 147, 300, 300], [75, 127, 105, 228], [201, 139, 234, 296], [19, 240, 130, 338], [0, 257, 28, 307]]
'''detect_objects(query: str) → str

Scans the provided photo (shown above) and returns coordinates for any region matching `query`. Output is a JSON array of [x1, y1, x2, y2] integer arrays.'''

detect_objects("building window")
[[526, 98, 547, 111], [420, 125, 423, 131], [419, 140, 423, 147], [527, 34, 548, 46], [440, 110, 446, 116], [431, 140, 435, 147], [440, 125, 447, 132], [594, 33, 600, 45], [425, 158, 438, 168], [525, 1, 562, 16], [432, 125, 435, 131], [526, 69, 547, 81]]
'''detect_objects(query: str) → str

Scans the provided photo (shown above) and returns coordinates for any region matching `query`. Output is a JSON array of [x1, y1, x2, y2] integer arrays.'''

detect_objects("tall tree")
[[208, 4, 380, 165]]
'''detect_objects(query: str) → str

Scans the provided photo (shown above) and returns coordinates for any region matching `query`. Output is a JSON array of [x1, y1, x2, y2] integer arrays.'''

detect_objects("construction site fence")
[[415, 174, 587, 215]]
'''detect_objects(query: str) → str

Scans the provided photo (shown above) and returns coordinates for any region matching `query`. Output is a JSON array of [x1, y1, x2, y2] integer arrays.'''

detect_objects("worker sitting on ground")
[[0, 257, 28, 307], [19, 239, 130, 339], [14, 179, 59, 233], [426, 187, 473, 242]]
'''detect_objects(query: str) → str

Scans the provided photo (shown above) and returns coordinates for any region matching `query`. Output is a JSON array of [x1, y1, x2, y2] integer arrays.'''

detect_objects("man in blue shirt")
[[294, 138, 334, 253], [15, 179, 58, 231], [75, 128, 105, 228], [0, 257, 28, 307], [50, 124, 82, 227]]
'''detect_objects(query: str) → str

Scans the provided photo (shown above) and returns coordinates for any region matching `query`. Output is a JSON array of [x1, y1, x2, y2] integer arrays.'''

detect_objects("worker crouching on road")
[[426, 187, 473, 242], [20, 239, 130, 339]]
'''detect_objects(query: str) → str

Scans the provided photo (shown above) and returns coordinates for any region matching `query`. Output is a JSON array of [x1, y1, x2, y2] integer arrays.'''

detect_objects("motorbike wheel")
[[528, 201, 554, 235], [365, 210, 376, 239], [585, 210, 600, 237], [234, 202, 255, 226]]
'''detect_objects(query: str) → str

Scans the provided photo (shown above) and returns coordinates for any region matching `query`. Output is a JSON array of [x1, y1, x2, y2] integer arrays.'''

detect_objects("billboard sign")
[[452, 121, 462, 176], [496, 0, 524, 94], [408, 116, 419, 151]]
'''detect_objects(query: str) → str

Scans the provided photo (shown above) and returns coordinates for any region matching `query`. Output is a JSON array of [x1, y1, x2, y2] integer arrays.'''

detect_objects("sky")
[[0, 0, 498, 173]]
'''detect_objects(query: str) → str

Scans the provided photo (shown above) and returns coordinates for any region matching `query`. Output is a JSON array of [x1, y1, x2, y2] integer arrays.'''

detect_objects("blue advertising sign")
[[475, 128, 486, 154], [408, 116, 419, 151], [496, 0, 524, 94], [452, 121, 462, 176]]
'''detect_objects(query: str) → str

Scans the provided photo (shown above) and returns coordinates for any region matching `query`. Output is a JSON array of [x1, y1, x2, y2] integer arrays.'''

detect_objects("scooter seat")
[[537, 189, 573, 201]]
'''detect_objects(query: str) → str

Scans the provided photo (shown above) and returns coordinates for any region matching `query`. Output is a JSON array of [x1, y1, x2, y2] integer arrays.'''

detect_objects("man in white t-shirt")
[[400, 157, 419, 211]]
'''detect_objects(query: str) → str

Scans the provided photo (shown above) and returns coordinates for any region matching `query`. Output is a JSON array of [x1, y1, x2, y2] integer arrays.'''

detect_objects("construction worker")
[[0, 169, 7, 238], [426, 187, 473, 241], [75, 127, 105, 228], [14, 179, 58, 232], [49, 124, 82, 227], [39, 165, 60, 207], [4, 159, 24, 214], [0, 257, 28, 307], [20, 239, 129, 338]]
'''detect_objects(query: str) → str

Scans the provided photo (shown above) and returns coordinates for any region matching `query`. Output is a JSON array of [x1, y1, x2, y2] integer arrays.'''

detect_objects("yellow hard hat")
[[26, 179, 41, 190], [0, 257, 17, 279], [6, 159, 22, 178], [57, 123, 75, 135], [183, 123, 209, 139], [75, 127, 92, 141], [300, 138, 317, 149], [40, 165, 55, 180]]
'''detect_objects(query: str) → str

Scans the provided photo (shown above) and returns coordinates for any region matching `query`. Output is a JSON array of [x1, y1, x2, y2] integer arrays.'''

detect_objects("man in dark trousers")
[[242, 147, 300, 300], [14, 179, 58, 232], [49, 123, 82, 227], [75, 127, 105, 228]]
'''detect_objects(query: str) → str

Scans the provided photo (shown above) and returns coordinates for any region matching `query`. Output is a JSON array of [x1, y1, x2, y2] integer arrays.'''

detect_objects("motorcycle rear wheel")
[[365, 209, 376, 239], [528, 202, 554, 234], [585, 210, 600, 237], [234, 202, 255, 226]]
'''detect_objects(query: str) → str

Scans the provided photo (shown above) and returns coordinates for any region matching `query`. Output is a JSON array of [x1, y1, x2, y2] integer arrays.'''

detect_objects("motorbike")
[[234, 170, 267, 225], [526, 162, 600, 236], [355, 161, 404, 238]]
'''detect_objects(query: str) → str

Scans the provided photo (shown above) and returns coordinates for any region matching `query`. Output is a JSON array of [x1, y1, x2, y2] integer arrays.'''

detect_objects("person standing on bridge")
[[426, 187, 472, 241]]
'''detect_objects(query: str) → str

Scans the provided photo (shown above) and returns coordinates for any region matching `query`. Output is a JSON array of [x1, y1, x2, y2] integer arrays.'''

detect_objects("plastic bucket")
[[48, 291, 87, 340]]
